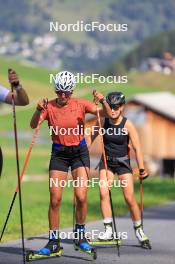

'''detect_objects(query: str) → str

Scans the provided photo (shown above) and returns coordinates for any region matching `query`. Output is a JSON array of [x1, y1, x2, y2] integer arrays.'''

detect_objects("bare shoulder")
[[125, 119, 133, 127], [125, 119, 136, 131]]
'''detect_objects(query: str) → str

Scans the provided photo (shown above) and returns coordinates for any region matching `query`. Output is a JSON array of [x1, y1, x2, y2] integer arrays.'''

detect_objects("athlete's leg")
[[72, 166, 95, 250], [98, 169, 115, 240], [49, 170, 68, 230], [36, 170, 68, 255], [72, 166, 89, 224], [119, 173, 150, 245], [119, 173, 140, 221], [99, 169, 114, 219]]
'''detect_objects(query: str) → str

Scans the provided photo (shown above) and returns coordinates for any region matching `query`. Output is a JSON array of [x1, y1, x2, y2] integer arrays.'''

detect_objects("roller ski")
[[135, 224, 152, 250], [90, 222, 121, 246], [26, 239, 63, 262], [74, 236, 97, 260], [74, 224, 97, 259], [90, 239, 121, 246]]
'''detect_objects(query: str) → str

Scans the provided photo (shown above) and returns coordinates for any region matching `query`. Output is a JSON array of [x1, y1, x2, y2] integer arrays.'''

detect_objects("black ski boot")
[[74, 224, 97, 259]]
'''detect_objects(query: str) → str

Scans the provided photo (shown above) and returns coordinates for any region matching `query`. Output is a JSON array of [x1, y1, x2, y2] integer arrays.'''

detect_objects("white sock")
[[103, 218, 113, 225], [133, 220, 142, 228]]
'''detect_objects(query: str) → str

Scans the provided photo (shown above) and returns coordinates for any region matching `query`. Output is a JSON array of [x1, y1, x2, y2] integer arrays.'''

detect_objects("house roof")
[[128, 92, 175, 121]]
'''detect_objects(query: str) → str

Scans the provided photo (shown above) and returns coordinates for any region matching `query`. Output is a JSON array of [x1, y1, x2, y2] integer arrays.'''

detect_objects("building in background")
[[140, 52, 175, 75], [86, 92, 175, 178], [125, 92, 175, 177]]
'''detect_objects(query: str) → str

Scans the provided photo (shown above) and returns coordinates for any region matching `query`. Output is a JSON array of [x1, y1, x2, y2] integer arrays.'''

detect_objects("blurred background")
[[0, 0, 175, 241]]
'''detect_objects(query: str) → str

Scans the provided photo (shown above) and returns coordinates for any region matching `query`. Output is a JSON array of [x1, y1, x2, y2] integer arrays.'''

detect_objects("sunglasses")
[[56, 91, 72, 97], [110, 105, 120, 110]]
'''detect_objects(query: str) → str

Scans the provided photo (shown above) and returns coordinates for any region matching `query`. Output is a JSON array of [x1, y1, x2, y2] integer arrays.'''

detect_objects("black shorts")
[[99, 156, 132, 175], [49, 144, 90, 172]]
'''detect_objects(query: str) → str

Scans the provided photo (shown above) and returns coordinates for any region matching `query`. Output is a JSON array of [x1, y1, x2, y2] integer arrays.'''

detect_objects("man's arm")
[[5, 69, 29, 106]]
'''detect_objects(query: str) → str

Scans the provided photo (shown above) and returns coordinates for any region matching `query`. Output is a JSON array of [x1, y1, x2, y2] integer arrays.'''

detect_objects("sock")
[[49, 230, 59, 241], [74, 224, 85, 233], [103, 218, 113, 225], [74, 224, 85, 241], [133, 220, 142, 228]]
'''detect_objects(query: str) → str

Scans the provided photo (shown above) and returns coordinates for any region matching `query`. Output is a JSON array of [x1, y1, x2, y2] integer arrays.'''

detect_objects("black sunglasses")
[[110, 105, 121, 110], [56, 91, 73, 97]]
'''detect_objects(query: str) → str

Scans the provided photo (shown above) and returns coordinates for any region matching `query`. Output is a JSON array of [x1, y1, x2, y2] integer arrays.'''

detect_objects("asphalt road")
[[0, 202, 175, 264]]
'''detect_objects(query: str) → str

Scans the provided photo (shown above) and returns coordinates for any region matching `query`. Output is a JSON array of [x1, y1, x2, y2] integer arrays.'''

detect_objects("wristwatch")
[[14, 84, 22, 91]]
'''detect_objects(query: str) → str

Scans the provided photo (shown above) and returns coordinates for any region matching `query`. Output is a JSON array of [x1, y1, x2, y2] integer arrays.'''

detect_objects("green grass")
[[0, 178, 175, 242], [0, 57, 52, 85]]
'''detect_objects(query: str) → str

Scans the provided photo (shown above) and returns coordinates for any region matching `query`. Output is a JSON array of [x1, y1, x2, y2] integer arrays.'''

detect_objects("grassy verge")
[[0, 178, 175, 242]]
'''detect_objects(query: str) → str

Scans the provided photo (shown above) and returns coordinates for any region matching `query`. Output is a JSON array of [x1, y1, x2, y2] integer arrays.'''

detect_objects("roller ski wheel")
[[140, 239, 152, 250]]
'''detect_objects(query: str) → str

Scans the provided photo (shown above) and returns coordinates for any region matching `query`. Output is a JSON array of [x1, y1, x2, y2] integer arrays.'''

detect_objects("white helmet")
[[54, 71, 76, 92]]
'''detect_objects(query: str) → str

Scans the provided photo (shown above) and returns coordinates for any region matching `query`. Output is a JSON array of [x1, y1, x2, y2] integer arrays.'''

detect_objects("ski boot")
[[135, 224, 152, 249], [26, 239, 63, 262], [74, 224, 97, 259], [98, 222, 113, 241], [90, 222, 121, 246]]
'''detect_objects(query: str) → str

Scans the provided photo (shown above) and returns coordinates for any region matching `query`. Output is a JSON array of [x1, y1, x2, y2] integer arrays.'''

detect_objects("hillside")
[[1, 56, 175, 111], [107, 29, 175, 74], [0, 0, 175, 71]]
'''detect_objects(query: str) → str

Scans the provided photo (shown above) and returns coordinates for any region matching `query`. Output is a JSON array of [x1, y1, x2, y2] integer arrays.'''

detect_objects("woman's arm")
[[30, 109, 43, 129], [30, 99, 48, 129], [94, 90, 112, 118], [126, 120, 148, 179], [89, 90, 112, 118], [86, 118, 105, 147]]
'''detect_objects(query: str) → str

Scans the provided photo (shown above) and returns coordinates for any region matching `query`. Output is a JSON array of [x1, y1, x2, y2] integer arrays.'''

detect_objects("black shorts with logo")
[[49, 142, 90, 172], [99, 155, 132, 175]]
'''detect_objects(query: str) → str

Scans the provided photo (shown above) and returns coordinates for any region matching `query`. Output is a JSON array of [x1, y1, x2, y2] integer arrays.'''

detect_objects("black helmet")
[[106, 92, 125, 109]]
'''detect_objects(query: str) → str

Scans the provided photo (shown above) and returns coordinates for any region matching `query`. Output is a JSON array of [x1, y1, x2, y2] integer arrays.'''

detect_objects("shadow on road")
[[0, 246, 25, 255]]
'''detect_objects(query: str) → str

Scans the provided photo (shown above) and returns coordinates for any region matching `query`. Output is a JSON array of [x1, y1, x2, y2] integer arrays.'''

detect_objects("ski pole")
[[8, 70, 25, 264], [140, 177, 143, 227], [95, 102, 120, 257], [136, 173, 144, 227], [72, 189, 76, 233], [0, 147, 3, 178], [0, 115, 43, 242]]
